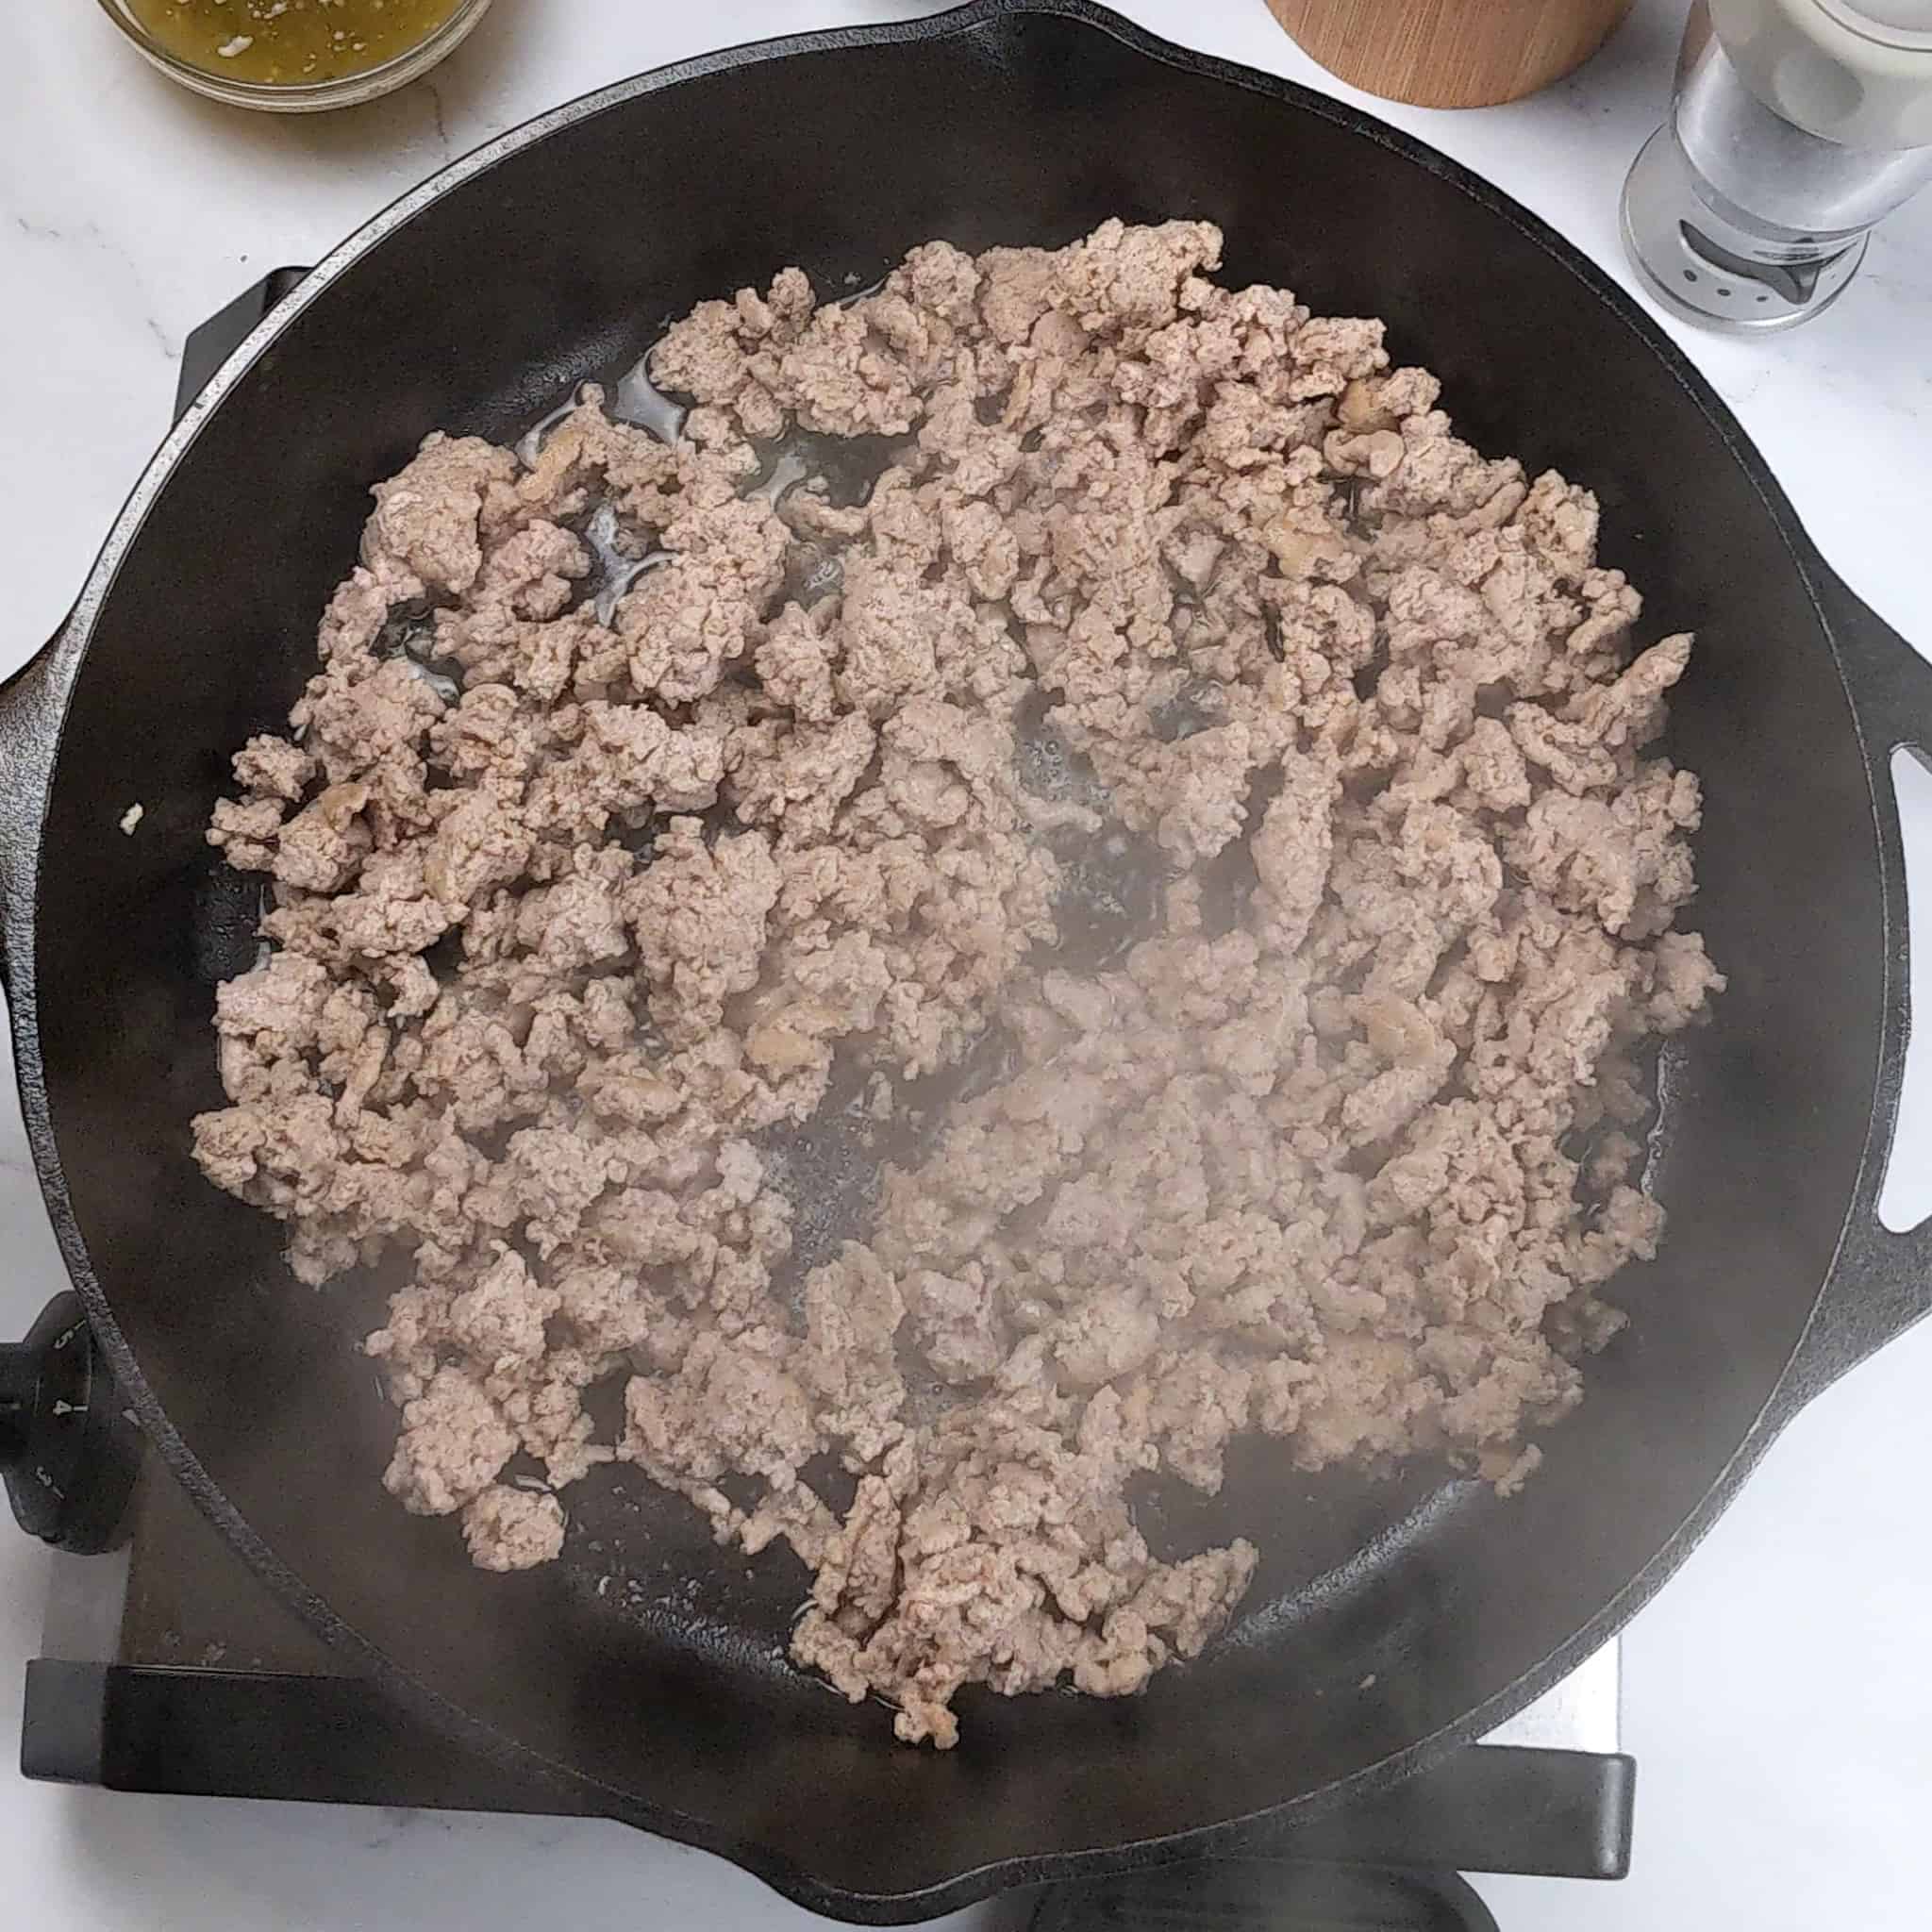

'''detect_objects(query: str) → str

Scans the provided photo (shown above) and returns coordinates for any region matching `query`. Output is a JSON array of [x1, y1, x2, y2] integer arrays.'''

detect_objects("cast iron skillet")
[[3, 0, 1929, 1919]]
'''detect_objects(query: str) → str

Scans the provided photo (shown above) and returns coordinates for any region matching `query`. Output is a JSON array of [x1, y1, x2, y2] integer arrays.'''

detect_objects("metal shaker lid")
[[1712, 0, 1932, 145], [1816, 2, 1932, 45]]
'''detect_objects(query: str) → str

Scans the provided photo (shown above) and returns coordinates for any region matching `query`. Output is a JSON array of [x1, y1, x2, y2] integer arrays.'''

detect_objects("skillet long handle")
[[1781, 558, 1932, 1406]]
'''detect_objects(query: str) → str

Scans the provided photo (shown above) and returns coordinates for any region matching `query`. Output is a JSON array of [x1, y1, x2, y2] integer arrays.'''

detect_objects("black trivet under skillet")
[[22, 1654, 1632, 1887], [1030, 1860, 1503, 1932]]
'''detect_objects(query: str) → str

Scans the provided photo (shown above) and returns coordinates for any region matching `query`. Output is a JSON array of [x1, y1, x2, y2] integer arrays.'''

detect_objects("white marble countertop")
[[3, 2, 1930, 1927]]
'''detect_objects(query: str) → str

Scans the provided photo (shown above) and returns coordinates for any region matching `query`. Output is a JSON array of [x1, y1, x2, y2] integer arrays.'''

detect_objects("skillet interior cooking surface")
[[11, 0, 1919, 1914]]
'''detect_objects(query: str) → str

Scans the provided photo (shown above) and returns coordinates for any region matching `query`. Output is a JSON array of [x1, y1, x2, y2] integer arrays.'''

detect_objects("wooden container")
[[1266, 0, 1636, 108]]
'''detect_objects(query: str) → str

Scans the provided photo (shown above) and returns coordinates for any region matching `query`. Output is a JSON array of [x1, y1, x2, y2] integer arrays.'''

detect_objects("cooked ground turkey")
[[194, 219, 1723, 1748]]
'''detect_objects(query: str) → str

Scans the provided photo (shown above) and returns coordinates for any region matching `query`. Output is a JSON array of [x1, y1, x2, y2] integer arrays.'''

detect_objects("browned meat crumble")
[[193, 220, 1723, 1748]]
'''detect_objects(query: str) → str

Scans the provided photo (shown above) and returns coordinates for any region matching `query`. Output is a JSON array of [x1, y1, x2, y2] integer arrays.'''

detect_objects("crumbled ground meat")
[[462, 1483, 568, 1572], [194, 221, 1722, 1746]]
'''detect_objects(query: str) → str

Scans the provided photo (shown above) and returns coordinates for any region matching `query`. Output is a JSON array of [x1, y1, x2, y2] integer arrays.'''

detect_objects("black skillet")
[[3, 1, 1929, 1921]]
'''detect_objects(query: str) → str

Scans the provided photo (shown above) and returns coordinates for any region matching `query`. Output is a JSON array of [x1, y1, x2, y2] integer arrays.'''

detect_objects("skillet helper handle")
[[1, 266, 311, 1549], [1784, 561, 1932, 1404], [174, 265, 310, 425]]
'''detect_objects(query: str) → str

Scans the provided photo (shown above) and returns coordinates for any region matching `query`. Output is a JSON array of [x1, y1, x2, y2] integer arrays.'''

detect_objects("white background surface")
[[3, 2, 1930, 1927]]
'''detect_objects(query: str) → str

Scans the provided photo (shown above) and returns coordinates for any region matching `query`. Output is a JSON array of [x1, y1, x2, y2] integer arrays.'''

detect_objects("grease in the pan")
[[611, 357, 689, 447]]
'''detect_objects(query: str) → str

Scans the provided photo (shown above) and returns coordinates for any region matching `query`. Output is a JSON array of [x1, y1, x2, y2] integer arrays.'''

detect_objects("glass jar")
[[95, 0, 495, 112]]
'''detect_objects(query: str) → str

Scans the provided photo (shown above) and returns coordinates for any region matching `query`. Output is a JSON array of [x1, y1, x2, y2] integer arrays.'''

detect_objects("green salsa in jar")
[[121, 0, 470, 87]]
